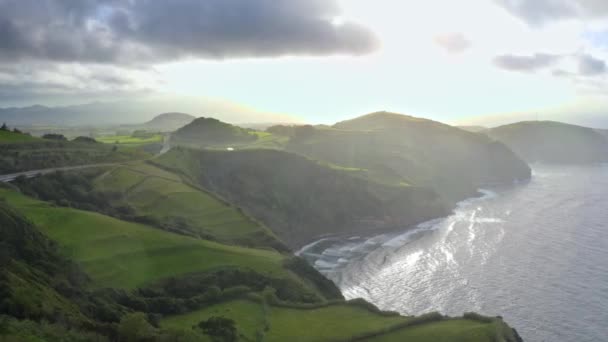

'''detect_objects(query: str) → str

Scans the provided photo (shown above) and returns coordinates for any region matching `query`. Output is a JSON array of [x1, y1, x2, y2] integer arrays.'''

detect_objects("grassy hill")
[[97, 133, 163, 146], [0, 114, 526, 341], [282, 112, 531, 203], [157, 148, 448, 248], [0, 188, 293, 290], [0, 168, 522, 341], [142, 112, 196, 132], [92, 162, 286, 250], [489, 121, 608, 164], [0, 129, 40, 143], [0, 136, 149, 174], [161, 298, 519, 342], [172, 117, 257, 148]]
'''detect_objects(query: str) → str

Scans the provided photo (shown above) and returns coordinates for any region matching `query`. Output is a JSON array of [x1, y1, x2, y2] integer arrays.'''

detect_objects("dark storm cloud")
[[495, 0, 608, 25], [493, 53, 561, 72], [0, 0, 379, 64]]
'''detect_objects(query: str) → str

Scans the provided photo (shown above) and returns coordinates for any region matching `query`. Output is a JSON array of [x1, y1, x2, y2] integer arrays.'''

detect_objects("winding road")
[[0, 163, 121, 183], [0, 133, 173, 183]]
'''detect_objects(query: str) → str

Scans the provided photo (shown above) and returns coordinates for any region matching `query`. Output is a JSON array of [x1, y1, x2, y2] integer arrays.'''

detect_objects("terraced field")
[[0, 188, 289, 289], [365, 319, 513, 342], [93, 162, 282, 248], [97, 134, 163, 146], [161, 298, 513, 342]]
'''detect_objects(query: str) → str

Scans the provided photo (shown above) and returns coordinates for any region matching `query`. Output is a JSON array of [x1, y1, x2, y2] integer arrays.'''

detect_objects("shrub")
[[197, 316, 237, 342], [117, 313, 156, 342], [42, 134, 68, 141], [463, 312, 494, 323]]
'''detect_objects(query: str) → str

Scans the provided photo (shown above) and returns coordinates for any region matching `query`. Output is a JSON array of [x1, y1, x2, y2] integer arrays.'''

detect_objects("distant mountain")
[[458, 125, 488, 133], [173, 117, 257, 146], [0, 97, 299, 127], [142, 112, 196, 132], [286, 111, 531, 203], [0, 102, 149, 126], [489, 121, 608, 164]]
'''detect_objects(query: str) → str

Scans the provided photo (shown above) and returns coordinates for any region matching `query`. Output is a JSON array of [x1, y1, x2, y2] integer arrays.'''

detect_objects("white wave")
[[322, 248, 348, 258], [314, 259, 338, 269], [296, 237, 332, 256], [474, 217, 505, 224]]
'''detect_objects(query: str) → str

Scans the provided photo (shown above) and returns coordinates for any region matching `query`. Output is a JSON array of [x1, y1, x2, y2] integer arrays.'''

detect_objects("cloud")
[[0, 0, 379, 64], [0, 62, 159, 104], [493, 53, 561, 72], [433, 33, 471, 54], [495, 0, 608, 25], [578, 54, 606, 75]]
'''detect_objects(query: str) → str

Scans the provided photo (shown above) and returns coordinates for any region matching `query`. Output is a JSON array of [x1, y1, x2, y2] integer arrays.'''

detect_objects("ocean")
[[299, 164, 608, 341]]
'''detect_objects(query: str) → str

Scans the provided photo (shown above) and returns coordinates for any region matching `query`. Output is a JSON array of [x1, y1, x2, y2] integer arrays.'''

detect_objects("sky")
[[2, 0, 608, 126]]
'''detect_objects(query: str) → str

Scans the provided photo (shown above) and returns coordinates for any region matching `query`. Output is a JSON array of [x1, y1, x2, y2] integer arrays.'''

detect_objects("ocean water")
[[299, 164, 608, 341]]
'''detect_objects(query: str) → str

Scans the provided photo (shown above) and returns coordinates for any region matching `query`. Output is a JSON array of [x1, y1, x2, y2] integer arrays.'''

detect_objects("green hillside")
[[0, 129, 40, 143], [0, 188, 291, 290], [0, 137, 149, 174], [0, 170, 522, 342], [284, 112, 531, 203], [489, 121, 608, 164], [157, 148, 448, 248], [172, 117, 257, 148], [0, 115, 526, 341], [161, 298, 519, 342], [97, 133, 163, 146], [142, 112, 196, 132], [92, 162, 286, 249]]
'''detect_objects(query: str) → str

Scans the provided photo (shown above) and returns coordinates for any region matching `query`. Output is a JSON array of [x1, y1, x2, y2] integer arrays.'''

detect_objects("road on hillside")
[[0, 134, 173, 183], [0, 163, 119, 183]]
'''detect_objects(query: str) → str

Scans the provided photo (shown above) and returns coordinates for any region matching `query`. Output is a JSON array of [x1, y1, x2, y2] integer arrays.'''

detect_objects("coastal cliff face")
[[489, 121, 608, 164], [158, 148, 449, 248], [156, 112, 532, 248], [287, 112, 531, 204]]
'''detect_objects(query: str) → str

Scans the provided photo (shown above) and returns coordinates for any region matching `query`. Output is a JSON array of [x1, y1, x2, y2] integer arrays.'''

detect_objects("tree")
[[198, 316, 237, 342], [42, 133, 67, 141], [0, 123, 8, 131], [118, 313, 156, 342]]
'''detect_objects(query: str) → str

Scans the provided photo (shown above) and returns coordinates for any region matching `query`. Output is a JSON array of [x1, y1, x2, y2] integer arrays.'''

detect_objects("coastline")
[[296, 187, 499, 257]]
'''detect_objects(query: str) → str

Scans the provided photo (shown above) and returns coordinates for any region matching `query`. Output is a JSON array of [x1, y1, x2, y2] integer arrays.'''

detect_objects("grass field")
[[263, 303, 406, 342], [0, 130, 41, 143], [172, 130, 289, 151], [364, 319, 509, 342], [93, 162, 282, 248], [97, 134, 163, 146], [0, 188, 289, 289], [162, 299, 266, 340], [161, 298, 511, 342]]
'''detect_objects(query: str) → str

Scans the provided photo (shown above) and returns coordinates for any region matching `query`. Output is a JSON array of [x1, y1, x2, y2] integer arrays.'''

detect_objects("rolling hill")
[[0, 186, 522, 341], [0, 112, 526, 341], [141, 112, 196, 132], [488, 121, 608, 164], [285, 112, 531, 203], [157, 148, 448, 248], [172, 117, 257, 147]]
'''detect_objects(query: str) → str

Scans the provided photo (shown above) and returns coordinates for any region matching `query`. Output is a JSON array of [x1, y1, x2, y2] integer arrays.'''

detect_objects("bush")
[[463, 312, 494, 323], [117, 313, 156, 342], [42, 133, 68, 141], [197, 316, 237, 342], [73, 136, 99, 144]]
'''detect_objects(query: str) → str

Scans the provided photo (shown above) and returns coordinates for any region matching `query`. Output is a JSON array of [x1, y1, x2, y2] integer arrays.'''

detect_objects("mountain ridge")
[[488, 120, 608, 164]]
